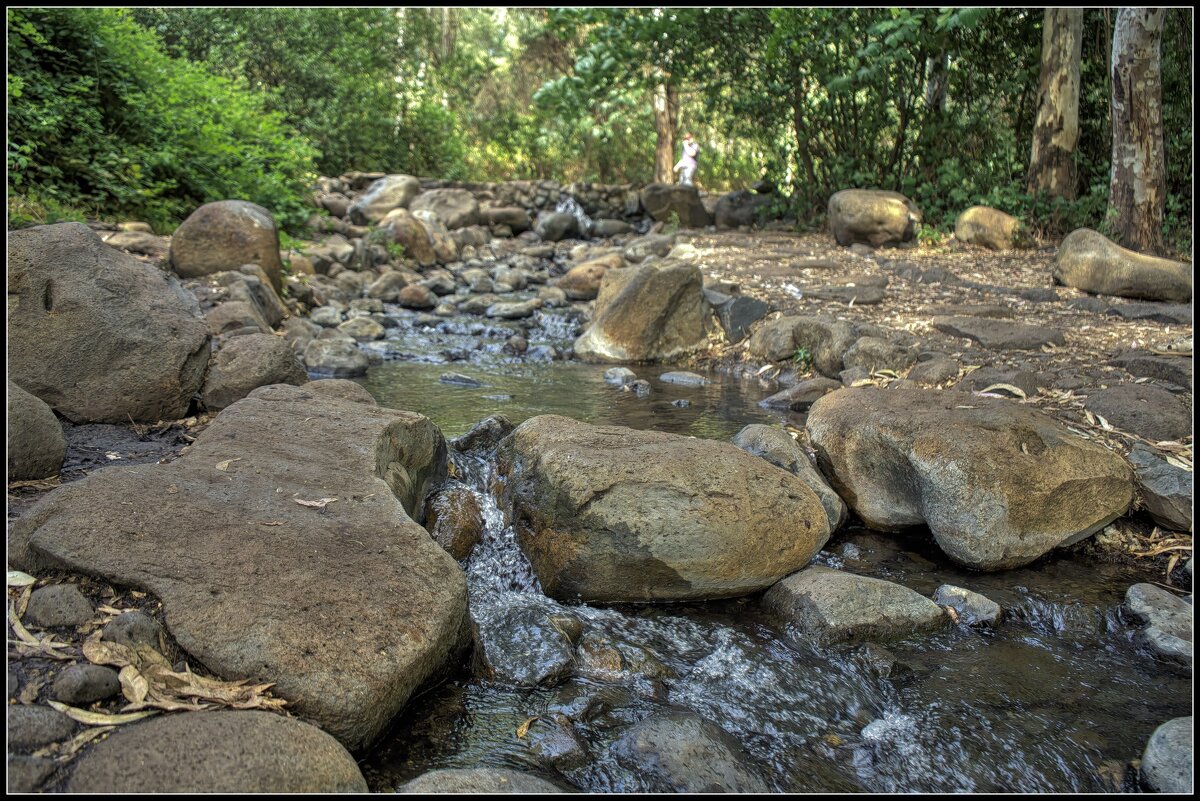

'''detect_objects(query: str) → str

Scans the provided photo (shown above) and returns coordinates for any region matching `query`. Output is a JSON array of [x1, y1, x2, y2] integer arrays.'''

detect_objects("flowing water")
[[351, 307, 1190, 793]]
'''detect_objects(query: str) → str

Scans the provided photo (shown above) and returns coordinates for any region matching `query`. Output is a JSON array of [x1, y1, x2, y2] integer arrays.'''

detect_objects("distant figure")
[[674, 133, 700, 186]]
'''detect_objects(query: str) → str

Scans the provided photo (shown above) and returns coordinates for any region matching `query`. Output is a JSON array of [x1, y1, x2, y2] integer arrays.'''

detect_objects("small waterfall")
[[556, 194, 594, 236]]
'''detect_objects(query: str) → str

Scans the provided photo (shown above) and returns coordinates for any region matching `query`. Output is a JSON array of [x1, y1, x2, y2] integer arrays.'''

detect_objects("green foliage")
[[664, 211, 681, 235], [8, 8, 317, 232], [792, 346, 813, 373]]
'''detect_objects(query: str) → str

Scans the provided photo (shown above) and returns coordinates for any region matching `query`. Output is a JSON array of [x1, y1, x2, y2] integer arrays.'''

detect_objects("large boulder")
[[1053, 228, 1192, 303], [534, 211, 580, 242], [169, 201, 285, 294], [573, 261, 710, 363], [65, 711, 368, 793], [8, 382, 66, 481], [201, 334, 309, 410], [807, 387, 1133, 570], [764, 565, 946, 645], [714, 189, 773, 229], [731, 424, 845, 531], [8, 223, 211, 423], [9, 384, 468, 751], [347, 174, 421, 225], [639, 183, 713, 228], [748, 315, 857, 376], [409, 188, 480, 230], [954, 206, 1024, 250], [828, 189, 921, 247], [497, 415, 832, 602], [380, 209, 437, 267], [557, 253, 624, 301]]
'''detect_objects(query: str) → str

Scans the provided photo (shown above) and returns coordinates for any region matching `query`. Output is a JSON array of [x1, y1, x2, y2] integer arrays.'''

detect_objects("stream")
[[346, 304, 1189, 793]]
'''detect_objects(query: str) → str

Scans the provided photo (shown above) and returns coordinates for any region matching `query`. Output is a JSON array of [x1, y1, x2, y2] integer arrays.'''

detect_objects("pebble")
[[25, 584, 93, 628]]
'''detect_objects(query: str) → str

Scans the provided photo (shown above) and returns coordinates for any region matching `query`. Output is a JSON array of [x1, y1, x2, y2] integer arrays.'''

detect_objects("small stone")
[[671, 399, 691, 408], [604, 367, 637, 387], [398, 768, 566, 794], [52, 664, 121, 705], [659, 371, 708, 386], [932, 584, 1002, 626], [8, 755, 56, 793], [439, 372, 483, 388], [102, 611, 164, 649], [25, 584, 93, 628], [1124, 583, 1192, 666], [1140, 717, 1193, 793], [629, 379, 651, 396], [8, 705, 77, 752]]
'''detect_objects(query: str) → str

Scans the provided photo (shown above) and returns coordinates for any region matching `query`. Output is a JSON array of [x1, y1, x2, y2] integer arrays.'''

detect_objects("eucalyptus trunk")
[[653, 82, 679, 184], [1027, 9, 1083, 199], [1108, 7, 1167, 254]]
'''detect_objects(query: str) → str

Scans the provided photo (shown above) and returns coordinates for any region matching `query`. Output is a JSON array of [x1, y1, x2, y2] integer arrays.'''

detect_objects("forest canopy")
[[6, 7, 1193, 252]]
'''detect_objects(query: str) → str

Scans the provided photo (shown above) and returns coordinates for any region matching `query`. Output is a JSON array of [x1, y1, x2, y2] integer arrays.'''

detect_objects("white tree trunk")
[[1109, 7, 1167, 254], [1027, 9, 1083, 198]]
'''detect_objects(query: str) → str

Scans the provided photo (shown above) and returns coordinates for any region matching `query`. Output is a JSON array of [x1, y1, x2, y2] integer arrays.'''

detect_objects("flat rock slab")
[[610, 711, 769, 793], [497, 415, 831, 602], [398, 768, 567, 793], [1128, 445, 1192, 532], [1083, 384, 1192, 443], [806, 285, 886, 305], [807, 387, 1133, 570], [1110, 352, 1192, 390], [1106, 302, 1193, 325], [65, 711, 367, 792], [10, 384, 468, 751], [932, 316, 1065, 350], [764, 565, 946, 645], [759, 377, 842, 411]]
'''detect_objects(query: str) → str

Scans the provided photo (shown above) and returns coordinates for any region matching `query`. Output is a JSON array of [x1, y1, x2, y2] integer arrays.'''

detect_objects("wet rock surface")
[[1139, 717, 1193, 794], [398, 767, 568, 793]]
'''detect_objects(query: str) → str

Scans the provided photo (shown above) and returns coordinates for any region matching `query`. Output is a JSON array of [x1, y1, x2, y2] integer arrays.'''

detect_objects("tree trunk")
[[1027, 9, 1083, 199], [653, 82, 678, 184], [1109, 8, 1167, 254]]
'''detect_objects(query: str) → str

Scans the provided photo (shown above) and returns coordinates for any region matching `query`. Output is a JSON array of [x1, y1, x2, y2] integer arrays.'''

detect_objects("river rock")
[[535, 211, 580, 242], [8, 382, 66, 481], [8, 223, 210, 423], [1054, 228, 1192, 303], [714, 295, 770, 344], [932, 584, 1002, 626], [764, 565, 946, 645], [305, 378, 377, 406], [348, 175, 421, 225], [714, 189, 773, 229], [209, 268, 287, 329], [102, 611, 164, 649], [9, 384, 467, 751], [659, 371, 707, 386], [482, 207, 533, 232], [609, 710, 769, 793], [367, 270, 419, 302], [604, 367, 637, 387], [65, 711, 367, 793], [25, 583, 94, 628], [8, 705, 77, 752], [933, 316, 1065, 350], [206, 301, 269, 336], [497, 415, 831, 602], [397, 284, 438, 310], [170, 200, 284, 293], [201, 333, 308, 410], [640, 184, 713, 228], [1124, 583, 1192, 666], [558, 253, 623, 300], [9, 755, 56, 793], [475, 601, 579, 687], [1110, 351, 1192, 390], [424, 483, 484, 560], [953, 367, 1047, 398], [806, 387, 1133, 570], [102, 229, 170, 261], [748, 316, 804, 362], [450, 414, 515, 456], [310, 306, 344, 328], [593, 218, 632, 237], [409, 189, 480, 230], [398, 768, 566, 794], [731, 424, 846, 530], [1128, 445, 1192, 532], [955, 206, 1024, 250], [1140, 717, 1193, 794], [52, 664, 120, 705], [828, 190, 921, 247], [759, 377, 842, 411], [842, 337, 918, 372], [487, 298, 543, 320], [574, 262, 709, 363], [906, 357, 961, 386], [623, 233, 675, 263], [1082, 384, 1191, 443], [380, 208, 436, 267], [337, 317, 386, 341], [303, 338, 369, 378]]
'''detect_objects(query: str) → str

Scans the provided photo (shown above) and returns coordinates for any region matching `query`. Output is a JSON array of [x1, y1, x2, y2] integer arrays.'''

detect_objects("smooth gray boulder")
[[8, 382, 66, 481], [1128, 445, 1192, 532], [409, 188, 480, 230], [348, 174, 421, 225], [1083, 384, 1192, 443], [610, 711, 769, 793], [398, 768, 566, 794], [497, 415, 832, 602], [1054, 228, 1192, 303], [303, 338, 369, 378], [8, 223, 210, 423], [1140, 717, 1193, 794], [932, 584, 1002, 626], [807, 387, 1133, 570], [170, 200, 284, 293], [65, 711, 368, 792], [534, 211, 580, 242], [10, 384, 468, 751]]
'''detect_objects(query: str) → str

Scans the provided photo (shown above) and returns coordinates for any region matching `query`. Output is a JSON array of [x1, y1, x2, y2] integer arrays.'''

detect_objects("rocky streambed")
[[7, 175, 1194, 794]]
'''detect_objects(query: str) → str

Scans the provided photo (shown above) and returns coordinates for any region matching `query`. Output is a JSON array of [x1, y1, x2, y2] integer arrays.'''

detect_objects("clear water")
[[349, 310, 1190, 793]]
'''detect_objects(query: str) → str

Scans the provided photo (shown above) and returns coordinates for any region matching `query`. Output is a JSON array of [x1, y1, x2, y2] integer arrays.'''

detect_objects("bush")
[[7, 8, 318, 231]]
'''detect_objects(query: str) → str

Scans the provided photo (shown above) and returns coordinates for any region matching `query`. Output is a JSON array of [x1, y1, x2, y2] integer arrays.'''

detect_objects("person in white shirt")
[[673, 132, 700, 186]]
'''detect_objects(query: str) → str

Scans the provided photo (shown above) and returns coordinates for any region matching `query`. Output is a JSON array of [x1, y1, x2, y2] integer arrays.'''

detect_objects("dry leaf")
[[33, 725, 114, 762], [216, 457, 243, 472], [48, 700, 157, 726], [978, 383, 1027, 400], [293, 497, 338, 511], [119, 665, 149, 705], [7, 571, 37, 587], [1164, 455, 1192, 472], [258, 520, 286, 526], [516, 716, 539, 739]]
